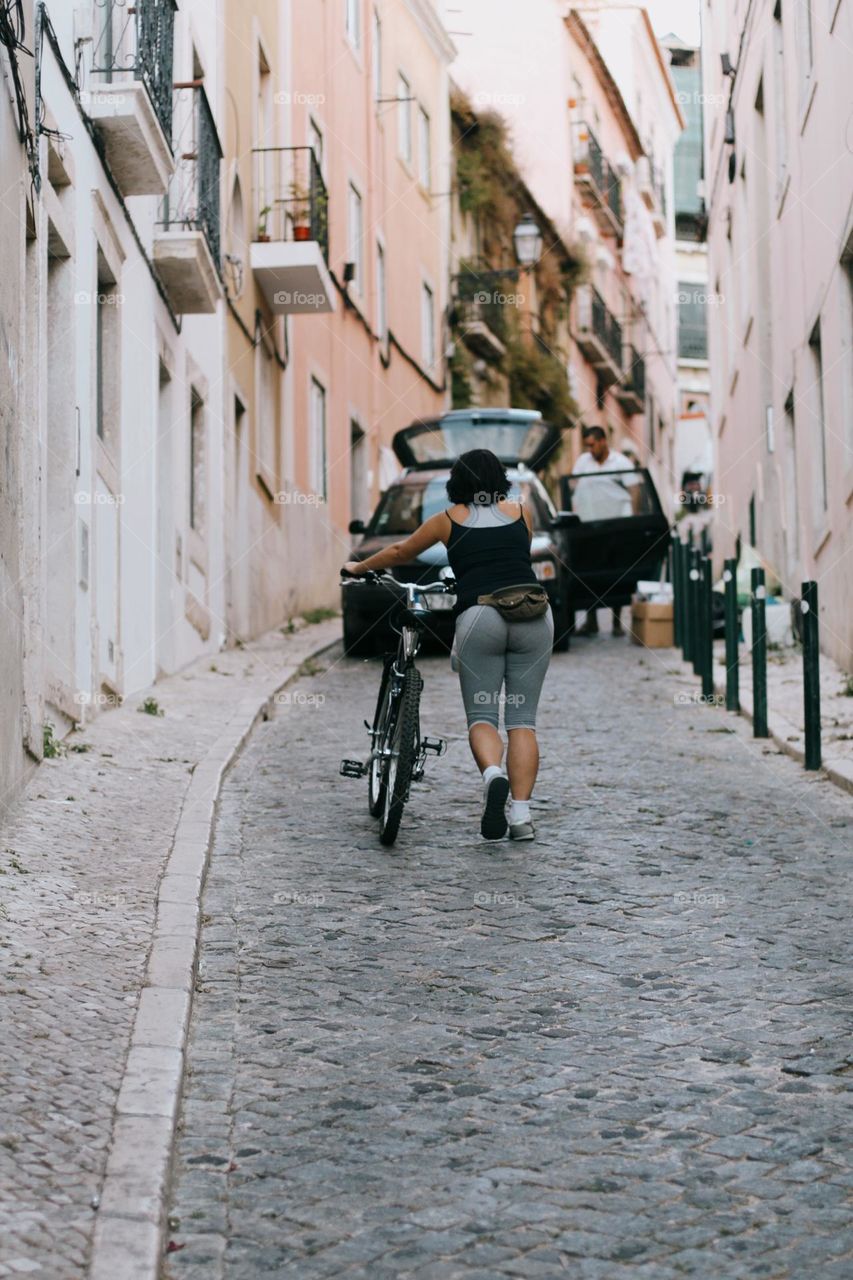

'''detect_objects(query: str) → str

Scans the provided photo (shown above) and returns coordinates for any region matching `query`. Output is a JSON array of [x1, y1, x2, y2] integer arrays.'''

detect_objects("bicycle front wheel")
[[368, 657, 394, 817], [379, 665, 421, 847]]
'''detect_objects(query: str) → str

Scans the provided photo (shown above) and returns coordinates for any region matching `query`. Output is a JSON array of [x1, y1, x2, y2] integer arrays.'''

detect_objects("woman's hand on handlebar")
[[342, 561, 363, 578]]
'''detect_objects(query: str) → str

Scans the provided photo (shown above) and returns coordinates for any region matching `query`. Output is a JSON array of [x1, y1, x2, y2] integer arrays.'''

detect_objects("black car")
[[343, 410, 575, 655], [558, 468, 671, 619]]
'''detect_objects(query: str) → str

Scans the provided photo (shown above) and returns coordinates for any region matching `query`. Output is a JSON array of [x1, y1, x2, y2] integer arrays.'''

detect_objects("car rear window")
[[396, 419, 553, 467]]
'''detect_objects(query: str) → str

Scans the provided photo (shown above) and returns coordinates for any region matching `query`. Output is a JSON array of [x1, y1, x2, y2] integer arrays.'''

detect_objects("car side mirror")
[[551, 511, 580, 530], [348, 518, 366, 535]]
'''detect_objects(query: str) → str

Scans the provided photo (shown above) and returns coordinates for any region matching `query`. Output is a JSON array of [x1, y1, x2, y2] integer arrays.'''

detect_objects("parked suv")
[[343, 410, 574, 655]]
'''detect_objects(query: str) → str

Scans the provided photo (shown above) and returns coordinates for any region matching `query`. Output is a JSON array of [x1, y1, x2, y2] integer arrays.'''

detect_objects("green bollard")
[[801, 580, 821, 770], [691, 549, 702, 676], [723, 558, 740, 712], [701, 556, 714, 701], [673, 537, 682, 650], [680, 538, 691, 660], [751, 567, 768, 738], [684, 548, 698, 666]]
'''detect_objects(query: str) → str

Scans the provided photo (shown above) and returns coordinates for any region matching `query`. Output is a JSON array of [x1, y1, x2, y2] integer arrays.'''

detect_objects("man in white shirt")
[[571, 425, 640, 636]]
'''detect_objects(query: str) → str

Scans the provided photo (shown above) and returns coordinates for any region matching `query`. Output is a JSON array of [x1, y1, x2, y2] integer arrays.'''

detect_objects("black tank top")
[[446, 506, 538, 618]]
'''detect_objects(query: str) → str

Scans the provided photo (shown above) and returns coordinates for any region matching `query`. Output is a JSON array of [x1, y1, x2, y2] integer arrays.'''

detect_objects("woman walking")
[[343, 449, 553, 842]]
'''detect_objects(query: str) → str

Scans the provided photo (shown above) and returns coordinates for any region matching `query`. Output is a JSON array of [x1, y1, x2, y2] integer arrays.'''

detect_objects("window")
[[376, 239, 387, 344], [257, 344, 276, 483], [256, 44, 273, 224], [808, 320, 828, 522], [677, 283, 708, 360], [350, 419, 369, 524], [310, 377, 327, 499], [96, 292, 107, 441], [346, 0, 361, 50], [671, 61, 704, 239], [190, 389, 205, 534], [398, 73, 412, 164], [308, 117, 324, 174], [418, 106, 431, 190], [348, 182, 363, 292], [95, 254, 119, 449], [783, 390, 800, 566], [372, 8, 381, 101], [421, 281, 435, 369], [843, 242, 853, 467]]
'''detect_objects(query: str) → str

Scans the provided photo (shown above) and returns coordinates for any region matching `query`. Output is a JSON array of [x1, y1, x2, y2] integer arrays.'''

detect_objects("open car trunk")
[[392, 409, 561, 473], [559, 469, 671, 610]]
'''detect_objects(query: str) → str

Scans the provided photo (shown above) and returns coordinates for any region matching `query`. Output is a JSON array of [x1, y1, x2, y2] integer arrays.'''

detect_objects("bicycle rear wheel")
[[368, 657, 394, 817], [379, 665, 421, 847]]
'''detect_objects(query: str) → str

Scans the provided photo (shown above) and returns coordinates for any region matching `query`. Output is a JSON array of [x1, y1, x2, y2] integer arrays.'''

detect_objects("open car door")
[[558, 468, 671, 611], [392, 409, 561, 473]]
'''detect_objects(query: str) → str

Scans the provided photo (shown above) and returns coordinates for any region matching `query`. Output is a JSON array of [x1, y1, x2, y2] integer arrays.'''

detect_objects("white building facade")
[[2, 0, 227, 807], [702, 0, 853, 669]]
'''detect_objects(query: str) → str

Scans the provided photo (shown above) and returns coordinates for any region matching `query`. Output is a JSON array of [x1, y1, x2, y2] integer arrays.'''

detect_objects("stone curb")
[[678, 654, 853, 797], [712, 671, 853, 797], [87, 622, 342, 1280]]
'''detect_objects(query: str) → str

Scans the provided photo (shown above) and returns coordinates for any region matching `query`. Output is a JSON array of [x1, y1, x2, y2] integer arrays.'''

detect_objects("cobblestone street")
[[164, 634, 853, 1279]]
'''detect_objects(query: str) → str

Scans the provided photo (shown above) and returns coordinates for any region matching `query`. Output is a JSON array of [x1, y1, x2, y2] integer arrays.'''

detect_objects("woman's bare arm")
[[343, 511, 449, 575]]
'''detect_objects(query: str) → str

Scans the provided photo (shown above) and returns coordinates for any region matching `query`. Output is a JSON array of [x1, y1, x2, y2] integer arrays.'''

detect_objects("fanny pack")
[[477, 583, 549, 622]]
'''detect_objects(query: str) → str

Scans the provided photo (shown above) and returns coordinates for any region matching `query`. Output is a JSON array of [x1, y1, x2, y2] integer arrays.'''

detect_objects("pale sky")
[[643, 0, 702, 47]]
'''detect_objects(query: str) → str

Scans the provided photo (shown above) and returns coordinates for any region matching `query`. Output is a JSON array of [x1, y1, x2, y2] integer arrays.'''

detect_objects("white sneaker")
[[509, 820, 536, 841]]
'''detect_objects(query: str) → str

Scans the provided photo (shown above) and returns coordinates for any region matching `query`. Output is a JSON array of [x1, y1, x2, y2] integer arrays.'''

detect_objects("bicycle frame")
[[339, 570, 451, 806]]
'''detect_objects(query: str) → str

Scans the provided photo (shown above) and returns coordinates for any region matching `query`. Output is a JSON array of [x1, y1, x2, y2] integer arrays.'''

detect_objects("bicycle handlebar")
[[341, 569, 455, 592]]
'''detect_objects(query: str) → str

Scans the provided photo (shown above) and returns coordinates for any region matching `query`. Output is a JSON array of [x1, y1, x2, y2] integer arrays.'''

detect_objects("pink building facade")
[[289, 0, 454, 504], [450, 2, 684, 495]]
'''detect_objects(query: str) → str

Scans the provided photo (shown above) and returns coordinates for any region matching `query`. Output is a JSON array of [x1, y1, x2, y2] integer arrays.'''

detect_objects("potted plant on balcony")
[[256, 205, 273, 242], [290, 182, 313, 241]]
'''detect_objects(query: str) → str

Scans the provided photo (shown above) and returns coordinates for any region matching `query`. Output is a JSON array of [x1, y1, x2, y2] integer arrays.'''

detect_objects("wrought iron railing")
[[156, 83, 223, 264], [90, 0, 176, 142], [590, 285, 623, 370], [574, 121, 623, 229], [252, 147, 329, 260], [623, 346, 646, 401], [452, 266, 519, 344], [606, 160, 623, 227]]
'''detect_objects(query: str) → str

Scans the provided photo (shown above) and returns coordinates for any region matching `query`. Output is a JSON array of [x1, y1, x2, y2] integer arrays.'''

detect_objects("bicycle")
[[339, 568, 454, 846]]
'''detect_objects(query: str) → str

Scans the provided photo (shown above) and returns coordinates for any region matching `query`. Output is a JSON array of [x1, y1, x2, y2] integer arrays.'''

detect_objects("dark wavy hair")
[[446, 449, 510, 506]]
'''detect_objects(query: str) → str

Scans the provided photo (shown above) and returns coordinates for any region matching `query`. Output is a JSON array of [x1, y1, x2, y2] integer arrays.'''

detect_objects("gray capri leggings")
[[454, 605, 553, 731]]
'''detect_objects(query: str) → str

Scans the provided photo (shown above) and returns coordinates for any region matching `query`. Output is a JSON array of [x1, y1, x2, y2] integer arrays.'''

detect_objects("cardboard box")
[[630, 599, 674, 648]]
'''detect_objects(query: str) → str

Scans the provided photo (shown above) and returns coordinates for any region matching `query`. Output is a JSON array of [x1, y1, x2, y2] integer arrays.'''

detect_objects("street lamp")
[[513, 212, 543, 267]]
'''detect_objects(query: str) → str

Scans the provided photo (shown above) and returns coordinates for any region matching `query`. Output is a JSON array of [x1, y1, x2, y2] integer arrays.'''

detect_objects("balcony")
[[451, 267, 517, 362], [615, 346, 646, 415], [153, 83, 223, 314], [249, 147, 335, 315], [575, 285, 623, 386], [636, 156, 667, 238], [572, 121, 623, 237], [87, 0, 176, 196]]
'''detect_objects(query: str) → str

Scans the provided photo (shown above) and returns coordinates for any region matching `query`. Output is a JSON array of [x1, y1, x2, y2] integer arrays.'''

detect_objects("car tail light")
[[532, 560, 556, 581]]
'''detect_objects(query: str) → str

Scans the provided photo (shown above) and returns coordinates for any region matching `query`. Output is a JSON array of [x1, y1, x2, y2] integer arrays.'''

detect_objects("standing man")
[[571, 425, 639, 637]]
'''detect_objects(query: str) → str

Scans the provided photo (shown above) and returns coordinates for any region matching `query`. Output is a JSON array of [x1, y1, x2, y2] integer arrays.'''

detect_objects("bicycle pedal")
[[411, 767, 425, 783], [421, 737, 447, 756], [339, 758, 367, 779]]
